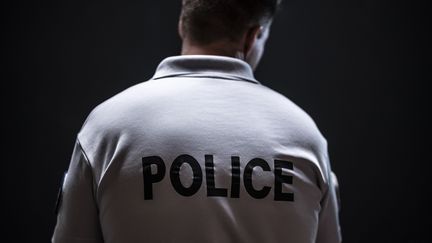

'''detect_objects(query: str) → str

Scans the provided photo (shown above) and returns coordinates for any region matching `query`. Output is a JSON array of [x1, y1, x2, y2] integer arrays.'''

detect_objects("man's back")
[[53, 55, 341, 243]]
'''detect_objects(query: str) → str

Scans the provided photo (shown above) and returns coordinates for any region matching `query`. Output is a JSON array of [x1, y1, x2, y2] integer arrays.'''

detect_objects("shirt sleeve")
[[315, 170, 342, 243], [52, 139, 104, 243]]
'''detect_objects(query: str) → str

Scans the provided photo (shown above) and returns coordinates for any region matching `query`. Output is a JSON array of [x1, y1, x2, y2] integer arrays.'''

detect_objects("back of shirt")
[[52, 55, 341, 243]]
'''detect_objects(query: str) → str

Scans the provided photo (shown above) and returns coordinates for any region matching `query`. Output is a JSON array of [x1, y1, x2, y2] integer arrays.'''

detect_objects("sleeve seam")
[[75, 137, 100, 212]]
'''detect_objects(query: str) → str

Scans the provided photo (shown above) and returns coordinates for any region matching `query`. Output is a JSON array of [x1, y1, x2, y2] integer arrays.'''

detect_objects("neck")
[[181, 39, 242, 58]]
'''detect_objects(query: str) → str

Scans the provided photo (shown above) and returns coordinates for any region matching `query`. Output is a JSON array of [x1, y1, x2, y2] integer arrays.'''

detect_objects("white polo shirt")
[[52, 55, 342, 243]]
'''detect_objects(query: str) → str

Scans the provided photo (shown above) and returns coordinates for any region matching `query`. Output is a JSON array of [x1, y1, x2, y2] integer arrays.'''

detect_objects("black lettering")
[[274, 159, 294, 201], [244, 158, 271, 199], [142, 156, 166, 200], [170, 154, 203, 197], [205, 155, 228, 197], [231, 156, 240, 198]]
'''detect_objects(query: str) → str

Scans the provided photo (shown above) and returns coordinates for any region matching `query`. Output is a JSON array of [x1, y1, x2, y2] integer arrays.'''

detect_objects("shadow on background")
[[2, 0, 429, 242]]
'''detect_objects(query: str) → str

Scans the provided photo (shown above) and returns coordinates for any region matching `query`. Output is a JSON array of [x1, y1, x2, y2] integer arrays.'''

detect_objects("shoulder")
[[80, 84, 139, 130], [256, 84, 329, 160], [79, 79, 167, 131], [260, 85, 325, 136], [76, 81, 155, 153]]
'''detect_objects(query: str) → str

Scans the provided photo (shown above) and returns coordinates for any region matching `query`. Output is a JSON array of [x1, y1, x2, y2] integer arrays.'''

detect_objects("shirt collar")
[[151, 55, 260, 85]]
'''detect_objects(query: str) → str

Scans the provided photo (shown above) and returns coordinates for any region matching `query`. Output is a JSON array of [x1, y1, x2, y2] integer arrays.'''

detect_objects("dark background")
[[2, 0, 430, 242]]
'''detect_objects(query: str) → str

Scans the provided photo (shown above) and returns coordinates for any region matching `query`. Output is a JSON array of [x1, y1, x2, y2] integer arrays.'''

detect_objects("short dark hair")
[[180, 0, 282, 44]]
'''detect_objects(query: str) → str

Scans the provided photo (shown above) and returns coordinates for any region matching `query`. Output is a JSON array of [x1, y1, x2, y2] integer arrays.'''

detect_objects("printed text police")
[[142, 154, 294, 201]]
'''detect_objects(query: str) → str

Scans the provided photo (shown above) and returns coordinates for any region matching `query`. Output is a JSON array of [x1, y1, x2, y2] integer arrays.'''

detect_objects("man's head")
[[179, 0, 282, 70]]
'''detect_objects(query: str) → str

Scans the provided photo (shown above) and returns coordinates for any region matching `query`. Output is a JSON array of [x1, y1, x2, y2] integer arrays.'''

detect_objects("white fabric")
[[52, 55, 342, 243]]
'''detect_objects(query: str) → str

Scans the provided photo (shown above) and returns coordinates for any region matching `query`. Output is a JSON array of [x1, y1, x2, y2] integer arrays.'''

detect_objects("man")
[[52, 0, 342, 242]]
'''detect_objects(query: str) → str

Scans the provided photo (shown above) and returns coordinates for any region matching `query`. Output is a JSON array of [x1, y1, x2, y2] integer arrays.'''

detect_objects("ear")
[[243, 25, 263, 57], [178, 17, 184, 40]]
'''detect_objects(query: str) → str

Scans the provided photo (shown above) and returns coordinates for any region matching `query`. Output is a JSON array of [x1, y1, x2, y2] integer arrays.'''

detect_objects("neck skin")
[[181, 38, 244, 58]]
